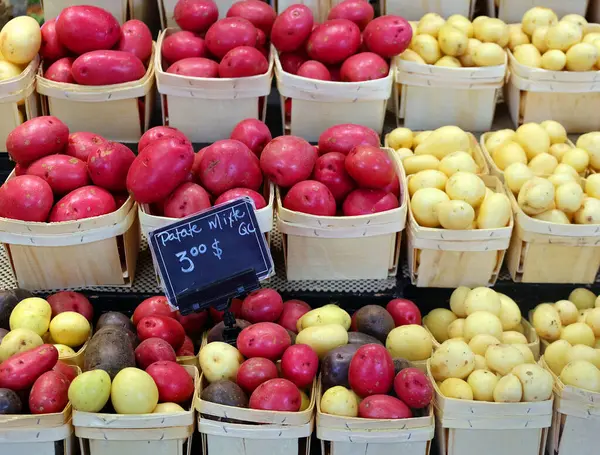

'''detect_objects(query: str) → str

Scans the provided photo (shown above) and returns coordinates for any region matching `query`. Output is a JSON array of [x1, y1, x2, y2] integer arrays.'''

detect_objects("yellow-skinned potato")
[[112, 368, 159, 414], [545, 22, 582, 52], [413, 131, 432, 147], [395, 148, 414, 160], [475, 18, 509, 47], [586, 308, 600, 336], [54, 344, 77, 357], [555, 182, 584, 213], [580, 309, 593, 322], [508, 24, 530, 51], [447, 318, 466, 339], [424, 308, 457, 342], [400, 49, 426, 64], [532, 303, 562, 341], [450, 286, 470, 317], [560, 322, 595, 347], [386, 325, 432, 361], [465, 287, 501, 316], [472, 16, 489, 36], [533, 209, 569, 224], [477, 192, 511, 229], [459, 38, 482, 66], [549, 143, 571, 162], [541, 49, 567, 70], [492, 141, 527, 171], [417, 13, 446, 38], [501, 331, 528, 344], [430, 339, 475, 381], [300, 390, 310, 411], [69, 370, 111, 412], [408, 169, 448, 197], [440, 378, 473, 400], [516, 123, 551, 160], [0, 60, 22, 81], [532, 26, 549, 53], [554, 299, 579, 325], [411, 188, 450, 227], [438, 24, 469, 57], [296, 324, 348, 358], [439, 151, 477, 176], [574, 197, 600, 224], [498, 293, 522, 330], [529, 153, 558, 176], [199, 342, 244, 382], [0, 16, 41, 65], [464, 311, 503, 342], [49, 311, 91, 347], [154, 402, 186, 413], [522, 7, 558, 36], [560, 360, 600, 392], [566, 344, 600, 369], [474, 354, 487, 370], [485, 129, 516, 154], [544, 339, 572, 375], [493, 373, 522, 402], [447, 15, 473, 38], [320, 386, 358, 417], [583, 32, 600, 44], [414, 126, 470, 159], [468, 334, 500, 356], [411, 34, 442, 64], [486, 344, 526, 375], [561, 14, 587, 30], [0, 328, 43, 361], [554, 163, 579, 177], [9, 297, 52, 336], [403, 155, 440, 175], [445, 172, 486, 208], [513, 344, 535, 364], [387, 127, 413, 150], [435, 56, 462, 67], [513, 44, 542, 68], [566, 43, 598, 71], [505, 163, 534, 195], [511, 363, 553, 401], [297, 305, 351, 331], [548, 174, 577, 191], [586, 174, 600, 198], [540, 120, 567, 145], [518, 177, 555, 216], [437, 200, 475, 230], [561, 148, 589, 174], [472, 42, 505, 67], [468, 369, 498, 401]]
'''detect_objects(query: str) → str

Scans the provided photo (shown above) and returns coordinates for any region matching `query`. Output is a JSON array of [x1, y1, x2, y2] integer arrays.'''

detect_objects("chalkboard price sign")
[[148, 197, 274, 315]]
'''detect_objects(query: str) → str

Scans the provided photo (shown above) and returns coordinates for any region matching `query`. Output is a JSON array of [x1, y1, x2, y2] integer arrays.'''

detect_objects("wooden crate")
[[383, 0, 476, 19], [275, 51, 393, 143], [505, 187, 600, 284], [277, 148, 408, 281], [36, 46, 155, 143], [395, 56, 506, 132], [41, 0, 128, 23], [486, 0, 589, 23], [427, 361, 553, 455], [505, 48, 600, 133], [74, 365, 198, 455], [406, 175, 513, 288], [0, 56, 39, 154]]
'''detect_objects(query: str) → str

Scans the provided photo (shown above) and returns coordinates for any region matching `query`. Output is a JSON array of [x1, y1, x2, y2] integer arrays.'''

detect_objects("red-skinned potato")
[[342, 189, 398, 216], [72, 51, 146, 86], [174, 0, 219, 33], [297, 60, 331, 80], [49, 186, 116, 222], [198, 139, 262, 196], [345, 145, 395, 189], [284, 181, 337, 216], [177, 311, 208, 338], [146, 360, 195, 403], [138, 126, 189, 154], [0, 176, 54, 222], [250, 378, 301, 411], [237, 357, 278, 393], [116, 20, 153, 62], [341, 52, 389, 82], [281, 344, 318, 388], [241, 289, 284, 323], [313, 152, 356, 202], [66, 132, 109, 162], [87, 142, 135, 191], [350, 312, 358, 331], [277, 300, 311, 333], [317, 124, 380, 156], [47, 291, 94, 321], [191, 147, 207, 182], [0, 344, 58, 390], [271, 4, 313, 52], [55, 6, 120, 55], [45, 57, 75, 83], [177, 335, 195, 356], [260, 136, 317, 188], [348, 344, 395, 397], [394, 367, 432, 409], [359, 395, 412, 419], [133, 296, 175, 326], [205, 18, 257, 59], [386, 299, 421, 327], [237, 322, 291, 360], [163, 182, 212, 218], [255, 28, 267, 50], [127, 137, 195, 204], [137, 316, 186, 350], [230, 119, 272, 157], [279, 52, 308, 74], [27, 155, 90, 195], [382, 174, 400, 198], [52, 361, 77, 383], [227, 0, 276, 35], [134, 338, 177, 370], [14, 164, 27, 176], [327, 0, 374, 31], [29, 370, 70, 414], [40, 19, 68, 62], [363, 16, 412, 58], [161, 31, 207, 65], [219, 46, 268, 78], [210, 298, 243, 323], [7, 116, 69, 165], [306, 19, 361, 64], [166, 57, 219, 77], [215, 188, 267, 209], [328, 65, 342, 81]]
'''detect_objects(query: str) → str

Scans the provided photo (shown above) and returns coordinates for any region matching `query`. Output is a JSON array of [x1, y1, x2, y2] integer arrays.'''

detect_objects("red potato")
[[359, 395, 412, 419], [386, 299, 421, 327], [52, 361, 77, 384], [114, 193, 129, 208], [345, 145, 394, 189], [166, 57, 219, 77], [0, 176, 54, 222], [237, 357, 278, 393], [116, 20, 153, 62], [260, 136, 317, 188], [350, 312, 358, 331], [87, 142, 135, 191], [177, 311, 208, 337], [138, 126, 190, 153], [348, 344, 394, 397], [317, 124, 380, 156], [284, 181, 337, 216], [297, 60, 331, 80], [382, 174, 400, 198], [126, 137, 195, 204], [328, 65, 342, 81], [209, 298, 243, 323], [177, 335, 195, 356], [72, 51, 146, 86], [161, 31, 207, 65], [137, 315, 186, 350], [134, 338, 177, 370], [174, 0, 219, 33], [313, 152, 356, 203], [281, 344, 318, 388], [198, 139, 262, 196], [256, 28, 267, 49], [14, 163, 27, 176], [146, 360, 195, 403], [133, 296, 175, 326], [363, 16, 412, 58], [55, 6, 120, 55], [66, 132, 109, 162], [205, 18, 257, 60], [49, 186, 116, 222], [250, 378, 301, 411], [271, 4, 314, 52], [277, 300, 311, 333], [215, 188, 266, 209], [27, 155, 90, 195], [279, 52, 307, 74], [284, 98, 292, 122], [40, 19, 68, 62], [237, 322, 291, 360], [0, 344, 58, 390], [163, 182, 212, 218], [342, 189, 398, 216], [227, 0, 276, 35], [306, 19, 361, 65], [45, 57, 75, 83], [340, 52, 389, 82], [241, 289, 284, 323], [230, 118, 272, 156], [29, 370, 70, 414], [394, 368, 433, 409], [7, 116, 69, 164], [327, 0, 374, 31], [191, 147, 207, 183], [218, 46, 268, 78], [47, 291, 94, 321]]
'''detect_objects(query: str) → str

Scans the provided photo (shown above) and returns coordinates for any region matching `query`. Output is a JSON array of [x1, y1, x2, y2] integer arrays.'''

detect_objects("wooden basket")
[[316, 379, 434, 455], [505, 47, 600, 133], [74, 365, 198, 455], [41, 0, 129, 23], [394, 56, 506, 132], [383, 0, 476, 19], [427, 361, 553, 455], [406, 175, 513, 288], [0, 56, 40, 153], [36, 46, 156, 143], [505, 187, 600, 284], [275, 50, 393, 143], [276, 148, 408, 281], [155, 29, 273, 143], [486, 0, 589, 24], [59, 332, 91, 369]]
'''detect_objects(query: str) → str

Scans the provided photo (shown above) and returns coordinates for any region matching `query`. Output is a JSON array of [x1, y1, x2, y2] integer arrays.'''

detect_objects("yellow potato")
[[513, 44, 542, 68], [411, 34, 442, 64], [561, 14, 587, 30], [560, 360, 600, 392], [417, 13, 446, 38], [566, 43, 598, 71], [518, 177, 555, 216], [472, 42, 505, 66], [532, 26, 549, 53], [386, 325, 432, 361], [464, 311, 503, 343], [434, 56, 462, 67], [574, 197, 600, 224], [504, 163, 534, 195], [410, 188, 450, 227], [424, 308, 457, 343], [586, 308, 600, 337], [513, 344, 535, 363], [459, 38, 482, 66], [468, 334, 500, 356], [9, 298, 52, 336], [540, 120, 567, 145], [468, 369, 498, 401], [511, 363, 553, 401], [474, 354, 487, 370], [0, 328, 43, 361], [549, 143, 572, 162], [493, 373, 523, 402], [528, 153, 558, 176], [486, 344, 526, 375], [69, 370, 111, 412], [400, 49, 426, 64], [475, 18, 509, 47], [199, 342, 244, 382], [485, 129, 516, 155], [320, 386, 358, 417], [0, 60, 22, 81], [566, 344, 600, 369], [477, 192, 511, 229], [54, 344, 77, 357], [414, 126, 470, 159], [449, 286, 470, 317], [465, 287, 501, 316], [447, 15, 474, 38], [534, 209, 571, 224], [413, 131, 432, 148], [555, 182, 584, 213], [439, 151, 477, 176], [296, 324, 348, 358], [492, 141, 527, 171], [508, 24, 531, 51], [544, 340, 572, 375], [497, 293, 522, 331], [472, 16, 489, 38], [49, 311, 91, 347], [297, 304, 351, 331], [395, 148, 414, 160], [516, 123, 551, 160], [583, 32, 600, 44], [548, 173, 576, 188], [554, 299, 580, 325], [111, 368, 159, 414], [555, 163, 580, 176], [447, 318, 466, 339], [561, 148, 589, 174], [541, 49, 567, 70], [430, 339, 475, 381], [0, 16, 41, 65], [300, 390, 310, 411], [387, 127, 413, 150], [580, 309, 593, 322], [522, 7, 558, 36], [532, 303, 563, 341], [545, 22, 583, 52], [437, 200, 475, 230], [408, 169, 448, 197], [586, 174, 600, 198], [501, 331, 528, 344], [438, 24, 469, 57], [445, 172, 486, 208], [153, 403, 186, 413], [403, 155, 440, 175], [440, 378, 473, 400], [560, 322, 595, 347]]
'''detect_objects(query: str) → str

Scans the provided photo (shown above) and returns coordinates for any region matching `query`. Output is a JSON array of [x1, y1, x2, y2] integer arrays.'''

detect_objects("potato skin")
[[0, 176, 54, 222], [29, 370, 70, 414], [271, 4, 313, 52], [55, 6, 120, 55], [72, 51, 146, 86], [88, 142, 135, 192], [45, 58, 75, 83], [0, 388, 22, 414], [49, 186, 116, 222], [116, 20, 153, 62], [27, 155, 90, 195], [84, 326, 136, 379], [363, 15, 412, 58], [0, 344, 58, 390], [7, 116, 69, 165]]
